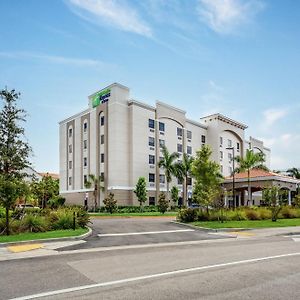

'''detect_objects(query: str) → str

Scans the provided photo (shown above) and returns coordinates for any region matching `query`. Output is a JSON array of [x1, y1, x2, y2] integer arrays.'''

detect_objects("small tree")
[[158, 192, 168, 214], [85, 174, 104, 211], [134, 177, 147, 211], [262, 186, 283, 222], [103, 192, 117, 214], [170, 186, 179, 207]]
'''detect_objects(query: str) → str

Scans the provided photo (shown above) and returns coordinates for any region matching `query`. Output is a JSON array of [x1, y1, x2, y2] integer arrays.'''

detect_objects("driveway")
[[58, 216, 228, 251]]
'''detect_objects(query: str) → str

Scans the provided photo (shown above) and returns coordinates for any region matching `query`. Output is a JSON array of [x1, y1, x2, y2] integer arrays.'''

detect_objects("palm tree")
[[175, 153, 194, 206], [84, 174, 104, 211], [158, 146, 180, 204], [235, 149, 267, 206], [287, 168, 300, 179]]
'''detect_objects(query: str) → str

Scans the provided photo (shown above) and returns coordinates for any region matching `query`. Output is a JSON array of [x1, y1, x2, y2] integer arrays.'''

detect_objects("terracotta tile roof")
[[226, 169, 292, 180], [38, 172, 59, 180]]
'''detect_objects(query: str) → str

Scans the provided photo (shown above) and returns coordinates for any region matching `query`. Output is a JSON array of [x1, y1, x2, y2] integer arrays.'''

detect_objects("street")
[[1, 217, 300, 299]]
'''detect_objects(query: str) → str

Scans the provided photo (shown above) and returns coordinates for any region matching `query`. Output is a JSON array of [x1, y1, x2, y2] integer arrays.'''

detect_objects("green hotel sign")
[[92, 88, 111, 108]]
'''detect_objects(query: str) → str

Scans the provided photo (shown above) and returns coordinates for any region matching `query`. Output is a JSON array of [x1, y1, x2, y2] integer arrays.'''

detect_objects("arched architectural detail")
[[158, 116, 184, 128]]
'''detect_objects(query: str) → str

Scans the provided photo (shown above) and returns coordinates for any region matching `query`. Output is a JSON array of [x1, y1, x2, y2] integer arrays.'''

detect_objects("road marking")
[[229, 231, 255, 237], [7, 244, 43, 253], [292, 238, 300, 242], [11, 251, 300, 300], [98, 229, 194, 237]]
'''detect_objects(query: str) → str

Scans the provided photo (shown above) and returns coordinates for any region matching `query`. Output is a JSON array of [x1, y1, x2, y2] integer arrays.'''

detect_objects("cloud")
[[0, 51, 111, 68], [66, 0, 152, 37], [197, 0, 264, 34], [263, 108, 289, 127]]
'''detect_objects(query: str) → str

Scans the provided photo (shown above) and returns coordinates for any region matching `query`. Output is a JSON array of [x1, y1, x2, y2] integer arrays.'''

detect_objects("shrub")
[[51, 209, 75, 230], [48, 196, 66, 209], [103, 193, 117, 214], [177, 208, 198, 222], [0, 218, 22, 235], [280, 206, 297, 219], [0, 207, 5, 218], [258, 208, 272, 220], [21, 215, 48, 232], [245, 209, 261, 220], [197, 210, 209, 221], [158, 193, 169, 214], [76, 209, 91, 228], [226, 209, 247, 221]]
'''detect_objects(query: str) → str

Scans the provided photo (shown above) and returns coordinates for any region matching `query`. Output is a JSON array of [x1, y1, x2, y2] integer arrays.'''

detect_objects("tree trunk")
[[185, 176, 188, 207], [5, 206, 9, 236], [183, 177, 187, 207], [166, 181, 170, 208], [248, 169, 251, 206]]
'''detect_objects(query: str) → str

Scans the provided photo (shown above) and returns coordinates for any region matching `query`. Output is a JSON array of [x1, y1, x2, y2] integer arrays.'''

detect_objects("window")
[[228, 139, 232, 147], [149, 155, 155, 165], [159, 174, 165, 184], [68, 177, 72, 185], [149, 137, 155, 147], [69, 145, 72, 154], [100, 116, 105, 126], [220, 151, 223, 160], [84, 175, 87, 185], [228, 166, 233, 174], [220, 136, 223, 146], [101, 134, 104, 145], [177, 127, 183, 137], [228, 153, 232, 161], [187, 146, 192, 155], [177, 144, 183, 153], [201, 135, 206, 144], [149, 173, 155, 183], [83, 157, 87, 167], [83, 122, 88, 132], [100, 172, 104, 181], [187, 177, 192, 186], [83, 140, 87, 150], [237, 142, 240, 150], [68, 128, 72, 137], [159, 139, 165, 148], [187, 130, 192, 139], [159, 156, 164, 163], [148, 118, 155, 129], [159, 122, 165, 132], [149, 197, 155, 206], [101, 153, 104, 163], [220, 165, 223, 173], [69, 161, 72, 169]]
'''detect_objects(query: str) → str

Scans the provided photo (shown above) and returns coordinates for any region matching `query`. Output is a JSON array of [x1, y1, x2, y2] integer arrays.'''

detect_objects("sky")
[[0, 0, 300, 173]]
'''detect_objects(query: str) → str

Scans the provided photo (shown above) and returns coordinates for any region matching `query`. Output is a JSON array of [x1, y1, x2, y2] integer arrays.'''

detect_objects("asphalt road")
[[58, 217, 227, 251], [1, 218, 300, 299]]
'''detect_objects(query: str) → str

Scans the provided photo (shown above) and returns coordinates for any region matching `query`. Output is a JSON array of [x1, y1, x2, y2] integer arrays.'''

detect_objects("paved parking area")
[[58, 217, 228, 251]]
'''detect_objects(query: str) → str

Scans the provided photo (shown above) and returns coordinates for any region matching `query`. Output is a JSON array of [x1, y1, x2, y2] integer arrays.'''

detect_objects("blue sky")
[[0, 0, 300, 172]]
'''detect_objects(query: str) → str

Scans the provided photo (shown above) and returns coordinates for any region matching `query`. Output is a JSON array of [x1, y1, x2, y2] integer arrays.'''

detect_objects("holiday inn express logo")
[[92, 88, 111, 108]]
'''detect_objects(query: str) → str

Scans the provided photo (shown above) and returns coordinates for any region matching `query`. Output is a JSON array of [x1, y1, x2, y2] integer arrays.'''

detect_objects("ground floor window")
[[149, 197, 155, 205]]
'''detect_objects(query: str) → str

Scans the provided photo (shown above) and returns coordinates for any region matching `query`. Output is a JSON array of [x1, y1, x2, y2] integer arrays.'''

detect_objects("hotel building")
[[59, 83, 271, 207]]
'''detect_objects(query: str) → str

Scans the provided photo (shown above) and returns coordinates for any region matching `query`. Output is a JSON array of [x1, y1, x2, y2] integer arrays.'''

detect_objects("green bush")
[[258, 208, 272, 220], [245, 209, 261, 220], [76, 209, 91, 228], [280, 206, 297, 219], [21, 215, 48, 233], [226, 209, 247, 221], [0, 207, 5, 218], [197, 210, 209, 221], [103, 193, 118, 214], [0, 218, 21, 235], [177, 208, 198, 222], [158, 193, 169, 214]]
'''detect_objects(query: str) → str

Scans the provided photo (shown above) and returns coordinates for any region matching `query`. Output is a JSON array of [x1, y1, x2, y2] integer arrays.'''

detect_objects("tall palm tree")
[[85, 174, 104, 211], [175, 153, 194, 206], [158, 146, 179, 204], [235, 149, 267, 206]]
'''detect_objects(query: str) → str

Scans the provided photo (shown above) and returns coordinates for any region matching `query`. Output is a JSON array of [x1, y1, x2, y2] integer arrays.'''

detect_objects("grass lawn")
[[191, 218, 300, 229], [89, 212, 177, 217], [0, 228, 89, 243]]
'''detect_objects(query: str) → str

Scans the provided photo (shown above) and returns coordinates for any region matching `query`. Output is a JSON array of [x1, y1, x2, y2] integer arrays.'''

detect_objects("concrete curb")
[[0, 227, 92, 247]]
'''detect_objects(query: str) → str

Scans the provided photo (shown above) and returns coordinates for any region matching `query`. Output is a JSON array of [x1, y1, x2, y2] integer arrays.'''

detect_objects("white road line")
[[98, 229, 194, 237], [10, 251, 300, 300]]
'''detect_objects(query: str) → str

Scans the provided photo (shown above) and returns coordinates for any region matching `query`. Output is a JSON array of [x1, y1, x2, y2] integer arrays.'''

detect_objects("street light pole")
[[226, 147, 235, 209]]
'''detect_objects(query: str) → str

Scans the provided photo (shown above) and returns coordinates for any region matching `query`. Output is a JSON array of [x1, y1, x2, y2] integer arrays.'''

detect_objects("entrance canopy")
[[224, 169, 300, 192]]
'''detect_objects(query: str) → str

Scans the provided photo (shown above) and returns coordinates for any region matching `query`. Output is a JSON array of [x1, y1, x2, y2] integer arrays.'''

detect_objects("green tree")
[[191, 145, 223, 213], [262, 186, 284, 222], [158, 146, 179, 204], [158, 192, 168, 214], [170, 186, 179, 207], [30, 174, 59, 208], [134, 177, 147, 211], [103, 192, 117, 214], [235, 149, 267, 205], [287, 168, 300, 194], [0, 88, 32, 235], [175, 153, 193, 206], [84, 174, 104, 211]]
